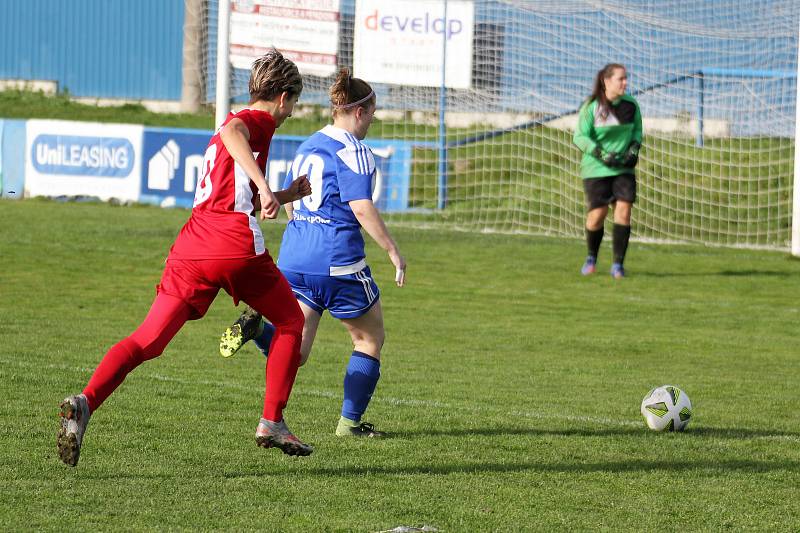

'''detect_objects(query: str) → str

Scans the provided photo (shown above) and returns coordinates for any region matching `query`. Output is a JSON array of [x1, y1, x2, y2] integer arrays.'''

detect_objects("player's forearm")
[[352, 201, 399, 254], [632, 108, 644, 143], [273, 189, 294, 204], [573, 133, 597, 155]]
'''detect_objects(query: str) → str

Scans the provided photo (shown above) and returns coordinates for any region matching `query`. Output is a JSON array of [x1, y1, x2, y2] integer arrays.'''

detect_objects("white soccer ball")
[[640, 385, 692, 431]]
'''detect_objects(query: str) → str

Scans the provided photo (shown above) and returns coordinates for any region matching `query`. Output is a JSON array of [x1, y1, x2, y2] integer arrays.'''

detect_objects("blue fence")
[[0, 0, 183, 100]]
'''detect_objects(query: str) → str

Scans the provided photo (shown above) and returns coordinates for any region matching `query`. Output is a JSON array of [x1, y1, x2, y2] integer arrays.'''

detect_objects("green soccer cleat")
[[255, 418, 313, 456], [219, 306, 262, 358], [335, 416, 387, 438], [57, 394, 91, 467]]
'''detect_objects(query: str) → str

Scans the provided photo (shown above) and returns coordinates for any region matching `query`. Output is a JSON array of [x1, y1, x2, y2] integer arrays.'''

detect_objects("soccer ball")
[[640, 385, 692, 431]]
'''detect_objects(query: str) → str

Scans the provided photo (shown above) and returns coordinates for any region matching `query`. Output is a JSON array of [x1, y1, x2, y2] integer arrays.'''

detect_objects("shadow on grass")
[[294, 458, 800, 477], [80, 455, 800, 481], [392, 425, 800, 440], [634, 269, 794, 278]]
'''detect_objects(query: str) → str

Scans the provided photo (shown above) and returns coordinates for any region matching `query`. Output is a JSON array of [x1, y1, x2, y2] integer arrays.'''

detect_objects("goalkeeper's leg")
[[583, 205, 608, 275], [611, 176, 635, 278]]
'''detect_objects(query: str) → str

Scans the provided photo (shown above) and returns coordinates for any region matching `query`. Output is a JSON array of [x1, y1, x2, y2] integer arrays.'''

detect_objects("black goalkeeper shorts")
[[583, 174, 636, 210]]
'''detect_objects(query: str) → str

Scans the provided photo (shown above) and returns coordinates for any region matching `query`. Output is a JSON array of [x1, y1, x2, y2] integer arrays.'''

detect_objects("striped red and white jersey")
[[168, 108, 276, 260]]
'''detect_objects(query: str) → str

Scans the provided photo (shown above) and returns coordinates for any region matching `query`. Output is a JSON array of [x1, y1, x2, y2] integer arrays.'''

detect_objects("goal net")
[[200, 0, 800, 250]]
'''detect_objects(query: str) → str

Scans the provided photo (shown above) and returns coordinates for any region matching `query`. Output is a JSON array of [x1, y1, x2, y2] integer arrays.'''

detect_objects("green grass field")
[[2, 198, 800, 530]]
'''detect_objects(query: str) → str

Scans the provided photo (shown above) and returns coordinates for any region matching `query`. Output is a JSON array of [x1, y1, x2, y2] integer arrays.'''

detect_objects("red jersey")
[[168, 108, 276, 260]]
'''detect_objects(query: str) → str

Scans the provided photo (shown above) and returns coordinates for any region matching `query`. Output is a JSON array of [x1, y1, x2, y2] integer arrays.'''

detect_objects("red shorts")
[[157, 253, 285, 320]]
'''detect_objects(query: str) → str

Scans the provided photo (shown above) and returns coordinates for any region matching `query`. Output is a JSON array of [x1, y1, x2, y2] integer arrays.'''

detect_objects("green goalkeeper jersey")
[[573, 94, 642, 179]]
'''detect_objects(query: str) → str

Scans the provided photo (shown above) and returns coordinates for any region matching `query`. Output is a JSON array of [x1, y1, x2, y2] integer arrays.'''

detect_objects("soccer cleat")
[[57, 394, 91, 467], [219, 307, 262, 358], [580, 255, 597, 276], [335, 417, 387, 438], [255, 418, 313, 456], [611, 263, 625, 279]]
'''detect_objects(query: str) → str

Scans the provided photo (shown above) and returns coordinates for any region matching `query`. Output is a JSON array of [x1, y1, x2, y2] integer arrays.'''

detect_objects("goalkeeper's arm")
[[573, 102, 621, 167], [620, 141, 640, 168], [621, 104, 643, 168], [572, 102, 599, 156]]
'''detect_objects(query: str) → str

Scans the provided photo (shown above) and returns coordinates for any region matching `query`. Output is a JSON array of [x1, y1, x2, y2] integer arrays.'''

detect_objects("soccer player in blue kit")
[[219, 68, 406, 438]]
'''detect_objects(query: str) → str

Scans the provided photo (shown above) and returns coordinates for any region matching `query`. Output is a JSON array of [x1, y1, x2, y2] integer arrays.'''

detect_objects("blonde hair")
[[329, 68, 374, 117], [248, 49, 303, 104]]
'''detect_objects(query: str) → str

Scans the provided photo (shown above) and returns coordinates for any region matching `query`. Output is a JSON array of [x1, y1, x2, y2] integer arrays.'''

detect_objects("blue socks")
[[256, 330, 381, 422], [253, 321, 276, 358], [341, 351, 380, 422]]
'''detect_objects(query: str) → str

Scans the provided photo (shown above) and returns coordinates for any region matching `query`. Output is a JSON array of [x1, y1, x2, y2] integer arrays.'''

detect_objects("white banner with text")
[[353, 0, 474, 88], [229, 0, 340, 77]]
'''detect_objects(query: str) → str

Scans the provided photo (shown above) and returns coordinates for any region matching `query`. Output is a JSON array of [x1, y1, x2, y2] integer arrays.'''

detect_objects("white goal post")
[[793, 17, 800, 255]]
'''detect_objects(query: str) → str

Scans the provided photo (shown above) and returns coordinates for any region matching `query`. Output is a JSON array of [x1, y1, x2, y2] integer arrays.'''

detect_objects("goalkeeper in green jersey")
[[573, 63, 643, 279]]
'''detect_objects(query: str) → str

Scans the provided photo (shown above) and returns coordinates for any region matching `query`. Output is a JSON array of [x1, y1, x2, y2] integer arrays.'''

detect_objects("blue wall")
[[0, 0, 184, 100]]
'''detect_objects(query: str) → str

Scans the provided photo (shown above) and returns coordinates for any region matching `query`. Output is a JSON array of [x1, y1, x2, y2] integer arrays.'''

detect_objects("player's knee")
[[139, 338, 168, 360], [117, 336, 146, 366], [375, 330, 386, 350], [276, 311, 305, 339], [129, 326, 173, 359], [354, 332, 384, 356]]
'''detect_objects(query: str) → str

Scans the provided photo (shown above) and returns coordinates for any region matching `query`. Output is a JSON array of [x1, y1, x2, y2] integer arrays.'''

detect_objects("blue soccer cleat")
[[581, 255, 597, 276], [610, 263, 625, 279]]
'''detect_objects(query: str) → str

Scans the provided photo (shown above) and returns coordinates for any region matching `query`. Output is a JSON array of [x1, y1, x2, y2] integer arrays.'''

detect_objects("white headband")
[[332, 90, 375, 110]]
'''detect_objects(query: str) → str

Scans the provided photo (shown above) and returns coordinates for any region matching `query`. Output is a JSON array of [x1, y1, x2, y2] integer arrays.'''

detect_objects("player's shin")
[[612, 223, 631, 265], [340, 351, 380, 423], [253, 322, 276, 357], [261, 328, 302, 421]]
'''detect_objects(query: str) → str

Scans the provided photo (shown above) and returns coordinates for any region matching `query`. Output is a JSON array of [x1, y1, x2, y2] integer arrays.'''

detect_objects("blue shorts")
[[282, 266, 380, 319]]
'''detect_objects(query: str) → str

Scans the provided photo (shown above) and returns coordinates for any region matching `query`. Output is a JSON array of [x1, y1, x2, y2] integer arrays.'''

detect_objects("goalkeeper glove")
[[620, 141, 641, 168], [592, 146, 622, 167]]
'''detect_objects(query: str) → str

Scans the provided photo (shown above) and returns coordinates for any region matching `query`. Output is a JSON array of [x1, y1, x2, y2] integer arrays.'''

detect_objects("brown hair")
[[329, 68, 374, 117], [588, 63, 625, 119], [248, 49, 303, 104]]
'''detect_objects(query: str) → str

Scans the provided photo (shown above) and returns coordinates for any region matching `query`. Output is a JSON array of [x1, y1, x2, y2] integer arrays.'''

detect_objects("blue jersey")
[[278, 125, 375, 276]]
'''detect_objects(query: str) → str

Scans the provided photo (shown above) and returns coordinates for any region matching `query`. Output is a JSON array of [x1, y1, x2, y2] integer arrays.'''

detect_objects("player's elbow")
[[350, 200, 374, 218]]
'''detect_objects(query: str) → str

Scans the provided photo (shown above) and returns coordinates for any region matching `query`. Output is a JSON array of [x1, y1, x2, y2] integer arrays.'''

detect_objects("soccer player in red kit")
[[57, 49, 314, 466]]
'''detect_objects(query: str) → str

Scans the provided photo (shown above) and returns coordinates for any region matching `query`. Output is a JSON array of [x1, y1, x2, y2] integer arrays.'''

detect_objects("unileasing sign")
[[353, 0, 474, 88], [25, 120, 143, 201], [31, 135, 134, 177]]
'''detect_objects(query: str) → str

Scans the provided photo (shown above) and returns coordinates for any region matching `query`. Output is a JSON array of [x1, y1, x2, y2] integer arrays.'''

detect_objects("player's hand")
[[287, 175, 312, 201], [389, 249, 406, 287], [601, 151, 622, 168], [620, 141, 641, 168], [620, 152, 638, 168], [592, 146, 619, 167], [259, 188, 280, 220]]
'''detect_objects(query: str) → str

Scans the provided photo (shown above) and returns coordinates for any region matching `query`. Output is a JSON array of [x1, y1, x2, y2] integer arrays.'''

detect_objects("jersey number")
[[193, 144, 216, 207], [290, 153, 324, 211]]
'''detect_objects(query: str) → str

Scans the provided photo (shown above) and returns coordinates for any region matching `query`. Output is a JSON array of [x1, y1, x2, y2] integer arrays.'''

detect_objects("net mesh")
[[200, 0, 800, 249]]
